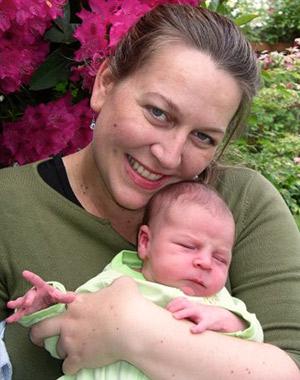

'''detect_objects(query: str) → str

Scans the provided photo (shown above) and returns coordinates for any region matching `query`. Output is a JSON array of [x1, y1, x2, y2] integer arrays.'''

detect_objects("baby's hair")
[[142, 181, 234, 227]]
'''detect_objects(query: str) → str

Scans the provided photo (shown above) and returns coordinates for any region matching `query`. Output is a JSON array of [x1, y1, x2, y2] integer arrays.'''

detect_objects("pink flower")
[[62, 98, 93, 155], [0, 37, 49, 93], [0, 0, 67, 93], [0, 94, 92, 165], [88, 0, 123, 20], [74, 9, 107, 62], [109, 0, 151, 48], [73, 0, 201, 90], [140, 0, 200, 6]]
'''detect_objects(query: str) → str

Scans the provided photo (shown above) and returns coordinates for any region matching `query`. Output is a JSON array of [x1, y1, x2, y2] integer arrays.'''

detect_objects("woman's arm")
[[30, 277, 300, 380]]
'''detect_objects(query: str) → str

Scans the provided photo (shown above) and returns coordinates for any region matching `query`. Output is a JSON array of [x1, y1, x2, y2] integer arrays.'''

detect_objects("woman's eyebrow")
[[200, 126, 226, 135], [144, 92, 181, 114], [144, 92, 226, 134]]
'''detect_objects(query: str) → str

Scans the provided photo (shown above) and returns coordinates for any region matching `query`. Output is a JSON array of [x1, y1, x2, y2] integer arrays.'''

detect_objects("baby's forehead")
[[161, 198, 232, 221]]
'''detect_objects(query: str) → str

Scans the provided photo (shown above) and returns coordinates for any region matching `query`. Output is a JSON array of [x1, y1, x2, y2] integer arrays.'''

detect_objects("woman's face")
[[90, 44, 241, 211]]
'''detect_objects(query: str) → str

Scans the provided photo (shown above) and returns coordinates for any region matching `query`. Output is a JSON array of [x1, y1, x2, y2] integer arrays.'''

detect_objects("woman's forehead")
[[126, 45, 242, 129]]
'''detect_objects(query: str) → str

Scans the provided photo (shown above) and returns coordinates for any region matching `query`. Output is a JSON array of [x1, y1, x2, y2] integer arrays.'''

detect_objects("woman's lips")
[[126, 154, 170, 190]]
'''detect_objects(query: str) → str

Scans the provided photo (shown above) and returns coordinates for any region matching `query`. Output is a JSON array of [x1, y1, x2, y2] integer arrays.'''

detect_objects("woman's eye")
[[192, 130, 215, 145], [149, 106, 168, 122]]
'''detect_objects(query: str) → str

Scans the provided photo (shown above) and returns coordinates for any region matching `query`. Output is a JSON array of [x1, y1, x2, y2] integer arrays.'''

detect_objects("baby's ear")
[[137, 225, 151, 259]]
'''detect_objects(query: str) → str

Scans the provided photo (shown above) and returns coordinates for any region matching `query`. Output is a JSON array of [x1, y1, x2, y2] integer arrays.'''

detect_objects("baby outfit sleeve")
[[18, 281, 67, 360]]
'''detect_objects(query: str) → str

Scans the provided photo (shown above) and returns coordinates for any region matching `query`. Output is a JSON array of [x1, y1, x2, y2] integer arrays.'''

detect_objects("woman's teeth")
[[128, 155, 162, 181]]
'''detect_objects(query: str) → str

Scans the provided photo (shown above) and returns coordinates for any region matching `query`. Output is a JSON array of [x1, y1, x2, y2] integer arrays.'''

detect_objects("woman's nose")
[[150, 131, 186, 170]]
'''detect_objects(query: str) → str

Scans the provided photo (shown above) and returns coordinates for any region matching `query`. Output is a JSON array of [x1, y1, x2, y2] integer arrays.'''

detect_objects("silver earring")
[[89, 116, 96, 130]]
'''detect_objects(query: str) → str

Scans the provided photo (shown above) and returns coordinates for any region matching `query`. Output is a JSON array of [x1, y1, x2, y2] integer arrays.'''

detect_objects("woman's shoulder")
[[213, 164, 298, 236], [213, 164, 276, 206], [0, 161, 57, 214], [0, 161, 40, 185], [214, 164, 268, 188]]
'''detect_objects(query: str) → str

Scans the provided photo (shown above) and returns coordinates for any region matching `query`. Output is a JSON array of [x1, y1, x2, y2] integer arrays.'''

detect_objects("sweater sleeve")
[[216, 166, 300, 367]]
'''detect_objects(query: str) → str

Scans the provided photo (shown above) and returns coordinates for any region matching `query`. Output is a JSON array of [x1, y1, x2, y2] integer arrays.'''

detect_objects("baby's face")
[[138, 202, 234, 297]]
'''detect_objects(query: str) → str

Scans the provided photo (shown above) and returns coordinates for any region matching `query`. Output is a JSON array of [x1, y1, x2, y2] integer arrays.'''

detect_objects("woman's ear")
[[137, 225, 151, 260], [90, 59, 115, 112]]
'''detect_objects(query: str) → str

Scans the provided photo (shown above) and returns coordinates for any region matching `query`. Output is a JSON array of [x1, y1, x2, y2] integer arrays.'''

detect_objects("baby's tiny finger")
[[53, 291, 76, 304], [172, 308, 193, 320], [166, 297, 188, 312], [6, 314, 19, 323], [23, 291, 37, 307], [64, 292, 76, 303], [23, 270, 47, 289], [190, 323, 206, 334], [7, 296, 24, 309], [6, 308, 25, 324]]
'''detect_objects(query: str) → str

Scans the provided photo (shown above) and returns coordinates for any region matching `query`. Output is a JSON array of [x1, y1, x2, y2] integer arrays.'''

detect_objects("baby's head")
[[138, 181, 235, 296]]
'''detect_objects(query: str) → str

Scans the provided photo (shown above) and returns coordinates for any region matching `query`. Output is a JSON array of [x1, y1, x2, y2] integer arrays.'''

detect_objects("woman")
[[1, 4, 300, 380]]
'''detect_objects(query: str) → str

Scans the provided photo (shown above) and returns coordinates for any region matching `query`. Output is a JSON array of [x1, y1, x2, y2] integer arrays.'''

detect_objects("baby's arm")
[[6, 270, 76, 323], [167, 297, 246, 334]]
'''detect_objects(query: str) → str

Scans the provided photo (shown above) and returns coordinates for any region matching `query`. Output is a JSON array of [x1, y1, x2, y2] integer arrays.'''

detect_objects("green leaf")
[[54, 2, 71, 31], [29, 48, 72, 90], [234, 14, 258, 26], [204, 0, 221, 12], [45, 2, 77, 44], [45, 23, 77, 44]]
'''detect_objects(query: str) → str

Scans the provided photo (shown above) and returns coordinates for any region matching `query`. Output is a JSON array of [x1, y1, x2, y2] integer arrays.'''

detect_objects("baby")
[[7, 181, 263, 379]]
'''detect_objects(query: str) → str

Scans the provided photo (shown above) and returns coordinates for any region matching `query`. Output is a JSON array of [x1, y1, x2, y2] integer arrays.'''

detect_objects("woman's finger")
[[30, 315, 63, 347], [62, 354, 81, 376]]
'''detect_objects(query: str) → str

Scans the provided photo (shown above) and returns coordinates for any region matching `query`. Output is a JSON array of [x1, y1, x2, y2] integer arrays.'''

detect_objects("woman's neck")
[[62, 145, 144, 243]]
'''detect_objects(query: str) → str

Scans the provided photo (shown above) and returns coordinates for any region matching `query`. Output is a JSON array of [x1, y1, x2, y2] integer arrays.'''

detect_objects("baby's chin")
[[179, 282, 214, 297], [180, 286, 197, 296]]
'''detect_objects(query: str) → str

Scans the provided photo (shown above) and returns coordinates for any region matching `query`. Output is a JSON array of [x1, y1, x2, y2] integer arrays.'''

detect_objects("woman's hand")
[[30, 277, 145, 375], [30, 277, 300, 380]]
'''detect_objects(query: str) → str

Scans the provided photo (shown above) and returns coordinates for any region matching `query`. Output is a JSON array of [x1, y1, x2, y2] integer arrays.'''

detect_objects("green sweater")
[[1, 162, 300, 380]]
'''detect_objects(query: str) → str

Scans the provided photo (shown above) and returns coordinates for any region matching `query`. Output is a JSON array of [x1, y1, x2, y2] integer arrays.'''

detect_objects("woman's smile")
[[125, 154, 171, 191], [127, 155, 164, 181]]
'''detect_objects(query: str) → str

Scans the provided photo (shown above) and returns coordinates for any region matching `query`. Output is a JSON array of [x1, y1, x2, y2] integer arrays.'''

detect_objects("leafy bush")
[[225, 42, 300, 216], [226, 0, 300, 44], [255, 0, 300, 44]]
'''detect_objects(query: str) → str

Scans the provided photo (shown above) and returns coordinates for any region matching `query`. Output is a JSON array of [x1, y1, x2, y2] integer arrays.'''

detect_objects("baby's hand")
[[6, 270, 76, 324], [167, 297, 246, 334]]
